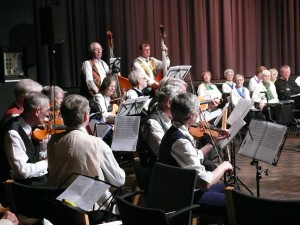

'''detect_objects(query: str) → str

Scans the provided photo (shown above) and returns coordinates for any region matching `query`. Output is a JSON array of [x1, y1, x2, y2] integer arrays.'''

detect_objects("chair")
[[225, 186, 300, 225], [4, 180, 89, 225], [116, 194, 199, 225], [124, 162, 200, 225]]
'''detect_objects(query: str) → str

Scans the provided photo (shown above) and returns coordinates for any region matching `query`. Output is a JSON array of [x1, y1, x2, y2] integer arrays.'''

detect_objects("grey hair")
[[261, 70, 271, 77], [88, 42, 102, 53], [61, 94, 89, 128], [269, 68, 278, 76], [128, 70, 144, 86], [171, 93, 199, 124], [23, 91, 49, 112], [42, 85, 64, 99], [235, 74, 244, 80], [157, 85, 184, 109], [224, 69, 234, 78], [14, 79, 42, 98]]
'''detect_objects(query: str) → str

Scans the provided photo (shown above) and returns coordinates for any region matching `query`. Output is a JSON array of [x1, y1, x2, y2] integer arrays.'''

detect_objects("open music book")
[[111, 116, 140, 152], [238, 119, 287, 165], [56, 175, 110, 212], [218, 117, 246, 150]]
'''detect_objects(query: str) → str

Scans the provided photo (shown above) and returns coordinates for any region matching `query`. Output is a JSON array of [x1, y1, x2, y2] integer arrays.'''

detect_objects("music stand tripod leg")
[[226, 139, 254, 195]]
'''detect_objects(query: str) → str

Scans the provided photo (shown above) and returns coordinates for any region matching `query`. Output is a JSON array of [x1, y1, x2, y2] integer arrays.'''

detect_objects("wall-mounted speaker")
[[39, 7, 66, 45]]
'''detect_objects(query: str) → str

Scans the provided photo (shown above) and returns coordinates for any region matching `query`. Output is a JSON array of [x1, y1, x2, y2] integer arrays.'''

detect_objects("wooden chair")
[[4, 179, 90, 225], [225, 186, 300, 225]]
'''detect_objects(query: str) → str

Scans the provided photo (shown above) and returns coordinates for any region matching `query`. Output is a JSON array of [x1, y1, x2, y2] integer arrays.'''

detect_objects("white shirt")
[[132, 56, 170, 85], [82, 59, 109, 93], [4, 117, 48, 179], [147, 110, 172, 156], [197, 83, 222, 99], [231, 86, 251, 107], [252, 82, 279, 104], [170, 122, 213, 184], [93, 93, 112, 122], [222, 81, 235, 93], [248, 75, 261, 92], [126, 88, 143, 100]]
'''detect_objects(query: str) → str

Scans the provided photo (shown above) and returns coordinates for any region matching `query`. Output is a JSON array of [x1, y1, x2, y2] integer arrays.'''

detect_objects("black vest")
[[159, 125, 190, 167]]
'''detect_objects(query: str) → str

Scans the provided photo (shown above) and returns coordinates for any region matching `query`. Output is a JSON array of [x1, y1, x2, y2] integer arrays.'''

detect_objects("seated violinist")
[[197, 71, 222, 106], [159, 92, 233, 210], [0, 92, 49, 206], [42, 85, 65, 119], [93, 76, 120, 122], [1, 79, 43, 125], [126, 70, 148, 100]]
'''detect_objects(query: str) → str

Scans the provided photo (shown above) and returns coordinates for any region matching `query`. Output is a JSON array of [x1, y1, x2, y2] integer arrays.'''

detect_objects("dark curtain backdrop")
[[33, 0, 300, 88]]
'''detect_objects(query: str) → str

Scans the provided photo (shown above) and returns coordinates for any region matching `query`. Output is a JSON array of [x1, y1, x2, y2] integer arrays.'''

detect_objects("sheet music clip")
[[109, 57, 121, 73], [165, 65, 192, 80]]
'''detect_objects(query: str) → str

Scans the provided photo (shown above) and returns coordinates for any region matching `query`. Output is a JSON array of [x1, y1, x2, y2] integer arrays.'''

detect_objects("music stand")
[[109, 57, 121, 74], [238, 119, 288, 197], [118, 96, 150, 116], [165, 65, 191, 80]]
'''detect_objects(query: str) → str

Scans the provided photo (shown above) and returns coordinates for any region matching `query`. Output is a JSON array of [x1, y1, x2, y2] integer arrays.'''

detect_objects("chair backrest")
[[145, 162, 197, 225], [133, 157, 153, 193], [116, 195, 170, 225], [4, 180, 89, 225], [225, 186, 300, 225]]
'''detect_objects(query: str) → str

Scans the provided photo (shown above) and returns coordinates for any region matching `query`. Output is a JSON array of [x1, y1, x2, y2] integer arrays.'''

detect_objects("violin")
[[32, 118, 66, 141], [189, 121, 221, 140]]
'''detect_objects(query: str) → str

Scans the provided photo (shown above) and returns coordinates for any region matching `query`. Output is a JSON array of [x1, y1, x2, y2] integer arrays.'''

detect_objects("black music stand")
[[118, 96, 150, 116], [238, 119, 288, 197], [109, 57, 121, 74], [166, 65, 191, 80]]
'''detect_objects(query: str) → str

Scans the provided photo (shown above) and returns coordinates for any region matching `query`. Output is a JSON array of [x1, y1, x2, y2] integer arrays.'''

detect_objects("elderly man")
[[81, 42, 110, 98], [159, 92, 232, 209], [0, 92, 49, 205], [126, 70, 148, 100], [47, 94, 125, 209], [1, 79, 43, 125]]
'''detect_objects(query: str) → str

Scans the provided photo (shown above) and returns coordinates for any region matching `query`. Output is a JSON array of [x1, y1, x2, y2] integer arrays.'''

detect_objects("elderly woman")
[[252, 70, 279, 121], [269, 68, 278, 83], [197, 71, 222, 100], [222, 69, 235, 94], [159, 92, 232, 208]]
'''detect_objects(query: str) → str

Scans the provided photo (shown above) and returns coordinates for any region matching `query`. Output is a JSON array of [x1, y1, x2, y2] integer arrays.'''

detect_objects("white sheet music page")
[[218, 117, 246, 150], [227, 98, 253, 126], [111, 116, 140, 151], [56, 175, 110, 212], [238, 120, 287, 164]]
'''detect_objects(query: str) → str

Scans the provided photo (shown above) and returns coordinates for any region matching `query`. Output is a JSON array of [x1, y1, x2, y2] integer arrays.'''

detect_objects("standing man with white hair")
[[81, 42, 110, 98]]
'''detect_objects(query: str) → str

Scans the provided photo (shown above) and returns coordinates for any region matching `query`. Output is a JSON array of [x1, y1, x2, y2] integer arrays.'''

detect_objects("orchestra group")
[[1, 39, 299, 225]]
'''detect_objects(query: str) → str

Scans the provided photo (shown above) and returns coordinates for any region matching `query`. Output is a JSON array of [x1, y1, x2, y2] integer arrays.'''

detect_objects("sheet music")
[[218, 117, 246, 150], [95, 123, 112, 139], [111, 116, 140, 151], [214, 103, 229, 126], [118, 96, 150, 116], [238, 120, 287, 164], [165, 65, 192, 79], [200, 109, 222, 122], [227, 98, 253, 125], [88, 119, 98, 135], [56, 175, 110, 212]]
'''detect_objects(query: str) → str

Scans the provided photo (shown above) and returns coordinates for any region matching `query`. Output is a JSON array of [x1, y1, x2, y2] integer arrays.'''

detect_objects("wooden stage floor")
[[122, 129, 300, 200]]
